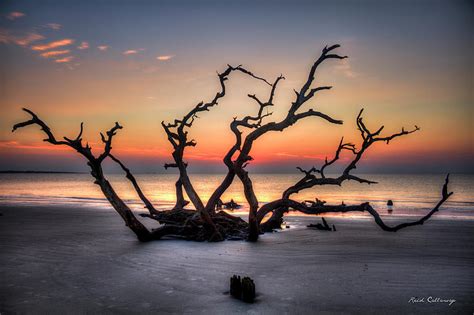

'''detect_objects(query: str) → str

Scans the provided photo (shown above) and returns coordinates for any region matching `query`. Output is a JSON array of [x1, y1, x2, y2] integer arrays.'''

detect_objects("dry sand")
[[0, 205, 472, 314]]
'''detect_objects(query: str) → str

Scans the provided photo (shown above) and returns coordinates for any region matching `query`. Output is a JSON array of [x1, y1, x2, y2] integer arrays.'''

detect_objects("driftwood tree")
[[13, 44, 453, 242]]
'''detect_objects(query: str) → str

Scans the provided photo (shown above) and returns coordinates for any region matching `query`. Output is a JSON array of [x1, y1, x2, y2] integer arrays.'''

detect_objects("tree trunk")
[[260, 207, 286, 232], [172, 179, 189, 210], [95, 176, 151, 242]]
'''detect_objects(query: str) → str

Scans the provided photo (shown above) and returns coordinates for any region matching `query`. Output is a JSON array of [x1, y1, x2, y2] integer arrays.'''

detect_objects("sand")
[[0, 205, 472, 314]]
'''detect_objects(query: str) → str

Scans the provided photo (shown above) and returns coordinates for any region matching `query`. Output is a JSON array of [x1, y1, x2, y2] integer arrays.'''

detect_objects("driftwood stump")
[[230, 275, 242, 298], [230, 275, 256, 303], [241, 277, 256, 303]]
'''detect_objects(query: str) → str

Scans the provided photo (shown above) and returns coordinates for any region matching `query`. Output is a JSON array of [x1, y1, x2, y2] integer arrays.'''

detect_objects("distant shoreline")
[[0, 171, 86, 174]]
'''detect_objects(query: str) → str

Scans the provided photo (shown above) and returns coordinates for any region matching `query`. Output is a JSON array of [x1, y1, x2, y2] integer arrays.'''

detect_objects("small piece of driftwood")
[[223, 199, 242, 210], [307, 217, 335, 231]]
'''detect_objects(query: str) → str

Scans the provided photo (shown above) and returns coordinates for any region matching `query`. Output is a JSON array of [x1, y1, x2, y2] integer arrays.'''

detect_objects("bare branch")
[[228, 64, 273, 86], [364, 174, 452, 231], [98, 122, 123, 162], [292, 108, 343, 125], [296, 166, 319, 177], [373, 125, 420, 144], [343, 109, 420, 176], [13, 109, 152, 241], [13, 108, 68, 145], [301, 86, 332, 104], [258, 174, 452, 230], [227, 45, 346, 240], [320, 137, 357, 178], [109, 154, 159, 215], [164, 163, 178, 169], [64, 122, 84, 143], [292, 44, 347, 113]]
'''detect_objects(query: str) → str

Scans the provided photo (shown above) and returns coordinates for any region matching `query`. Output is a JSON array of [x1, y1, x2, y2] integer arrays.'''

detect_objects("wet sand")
[[0, 205, 473, 314]]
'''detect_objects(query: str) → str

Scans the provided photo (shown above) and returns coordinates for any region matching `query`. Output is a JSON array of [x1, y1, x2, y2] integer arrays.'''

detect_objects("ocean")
[[0, 173, 473, 219]]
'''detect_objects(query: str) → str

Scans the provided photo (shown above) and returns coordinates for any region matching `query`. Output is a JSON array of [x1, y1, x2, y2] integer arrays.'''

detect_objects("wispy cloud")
[[0, 29, 78, 65], [77, 41, 89, 50], [46, 23, 62, 30], [15, 33, 45, 46], [31, 38, 74, 51], [0, 29, 44, 46], [334, 59, 358, 78], [0, 29, 9, 44], [0, 140, 66, 151], [6, 12, 25, 20], [156, 55, 174, 61], [123, 48, 145, 55], [275, 152, 326, 160], [40, 50, 70, 58], [275, 152, 299, 158], [186, 153, 222, 161], [66, 62, 80, 71], [98, 45, 109, 51], [55, 56, 74, 63]]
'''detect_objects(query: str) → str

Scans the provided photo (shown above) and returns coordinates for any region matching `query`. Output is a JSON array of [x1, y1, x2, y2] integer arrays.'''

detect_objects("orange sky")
[[0, 1, 472, 173]]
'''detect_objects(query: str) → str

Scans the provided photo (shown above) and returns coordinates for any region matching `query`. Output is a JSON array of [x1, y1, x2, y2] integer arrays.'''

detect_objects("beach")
[[1, 0, 472, 313], [0, 204, 472, 314]]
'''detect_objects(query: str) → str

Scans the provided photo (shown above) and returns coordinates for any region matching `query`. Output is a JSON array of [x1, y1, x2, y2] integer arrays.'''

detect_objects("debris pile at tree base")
[[140, 209, 250, 241]]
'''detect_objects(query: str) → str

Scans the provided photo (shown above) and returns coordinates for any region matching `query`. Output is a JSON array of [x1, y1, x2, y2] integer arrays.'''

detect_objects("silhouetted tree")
[[13, 44, 453, 242]]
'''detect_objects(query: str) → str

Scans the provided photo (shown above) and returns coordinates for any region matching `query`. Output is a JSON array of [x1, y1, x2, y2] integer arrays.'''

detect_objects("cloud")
[[275, 152, 326, 160], [0, 29, 44, 46], [55, 56, 74, 63], [31, 38, 74, 51], [334, 59, 358, 78], [77, 41, 89, 50], [0, 30, 11, 44], [0, 140, 60, 151], [40, 50, 70, 58], [15, 33, 45, 46], [97, 45, 109, 51], [6, 12, 25, 20], [186, 153, 222, 162], [123, 48, 145, 55], [275, 152, 299, 158], [156, 55, 174, 61], [46, 23, 62, 30], [123, 50, 137, 55]]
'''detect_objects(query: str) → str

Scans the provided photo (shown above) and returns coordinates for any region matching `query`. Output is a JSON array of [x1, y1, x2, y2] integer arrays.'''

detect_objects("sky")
[[0, 0, 472, 174]]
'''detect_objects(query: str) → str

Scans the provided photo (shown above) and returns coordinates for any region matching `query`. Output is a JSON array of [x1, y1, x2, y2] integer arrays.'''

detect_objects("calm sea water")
[[0, 173, 472, 219]]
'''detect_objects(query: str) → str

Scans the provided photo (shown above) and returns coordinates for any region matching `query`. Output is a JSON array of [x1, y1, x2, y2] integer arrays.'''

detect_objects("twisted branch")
[[258, 174, 452, 232], [260, 107, 421, 231], [13, 109, 152, 241]]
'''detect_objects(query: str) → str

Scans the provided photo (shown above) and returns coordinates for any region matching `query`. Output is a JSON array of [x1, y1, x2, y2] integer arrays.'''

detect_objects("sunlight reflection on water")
[[0, 173, 472, 219]]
